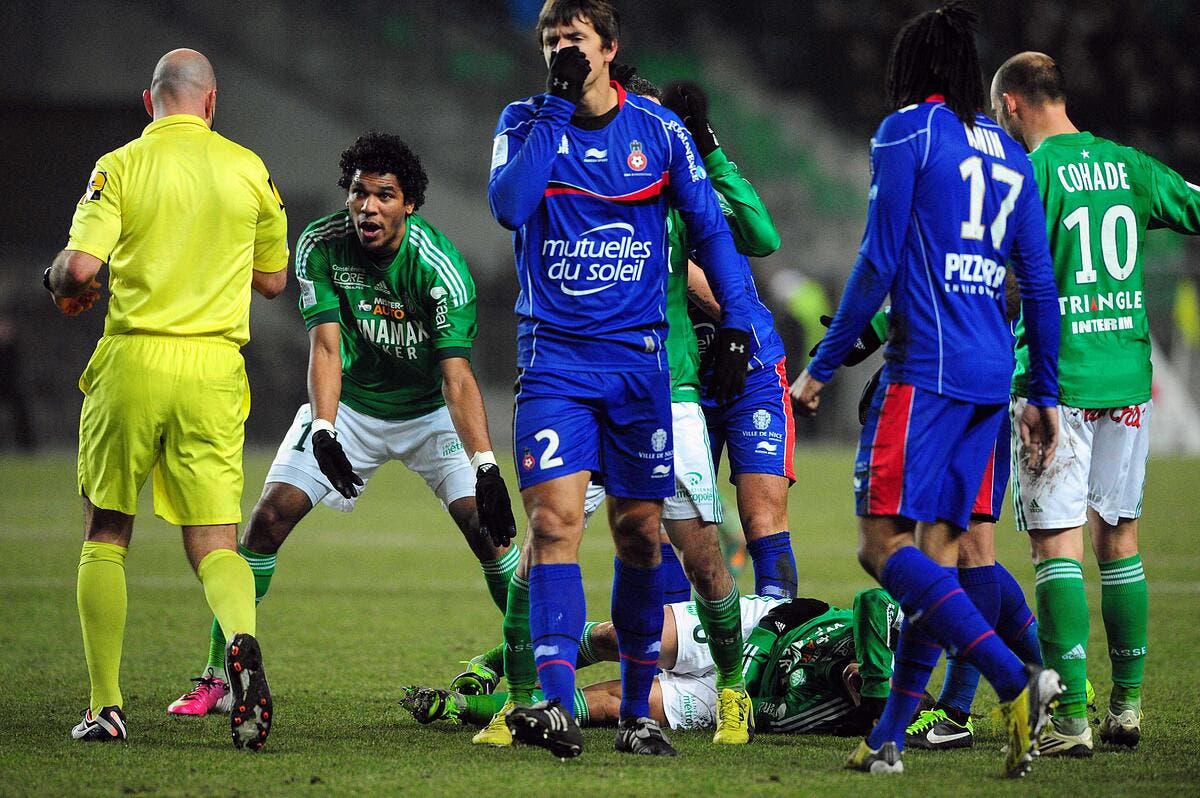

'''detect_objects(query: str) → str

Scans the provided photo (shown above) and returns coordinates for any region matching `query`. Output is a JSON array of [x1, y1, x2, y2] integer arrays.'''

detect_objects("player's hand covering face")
[[540, 16, 613, 97], [347, 170, 414, 259]]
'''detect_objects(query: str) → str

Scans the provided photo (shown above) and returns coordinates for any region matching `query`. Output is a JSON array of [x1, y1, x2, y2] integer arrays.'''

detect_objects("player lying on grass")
[[402, 589, 904, 736]]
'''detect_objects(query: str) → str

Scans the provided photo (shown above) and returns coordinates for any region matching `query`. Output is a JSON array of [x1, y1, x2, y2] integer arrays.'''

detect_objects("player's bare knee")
[[83, 501, 134, 545]]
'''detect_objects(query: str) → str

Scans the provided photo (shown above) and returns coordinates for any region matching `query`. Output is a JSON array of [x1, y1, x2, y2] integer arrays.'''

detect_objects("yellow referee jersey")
[[67, 114, 289, 346]]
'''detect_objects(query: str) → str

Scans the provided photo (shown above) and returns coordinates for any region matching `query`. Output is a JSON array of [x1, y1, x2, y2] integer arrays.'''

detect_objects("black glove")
[[857, 367, 884, 426], [546, 46, 590, 105], [707, 327, 751, 404], [808, 314, 884, 367], [475, 463, 516, 548], [311, 429, 363, 499], [661, 80, 718, 157]]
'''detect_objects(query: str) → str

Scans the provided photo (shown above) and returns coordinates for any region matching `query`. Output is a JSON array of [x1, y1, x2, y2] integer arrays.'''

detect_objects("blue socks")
[[996, 560, 1042, 665], [611, 558, 665, 721], [528, 563, 585, 714], [746, 531, 797, 598], [937, 564, 1000, 715], [874, 546, 1026, 745], [660, 543, 692, 604], [868, 617, 941, 750]]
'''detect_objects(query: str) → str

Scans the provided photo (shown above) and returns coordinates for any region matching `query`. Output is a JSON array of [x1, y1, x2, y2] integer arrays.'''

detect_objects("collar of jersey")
[[1040, 131, 1095, 148], [570, 81, 625, 131], [142, 114, 210, 137]]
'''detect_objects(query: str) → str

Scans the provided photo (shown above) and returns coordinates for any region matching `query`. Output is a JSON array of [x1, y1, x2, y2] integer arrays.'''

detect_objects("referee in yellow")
[[44, 48, 288, 751]]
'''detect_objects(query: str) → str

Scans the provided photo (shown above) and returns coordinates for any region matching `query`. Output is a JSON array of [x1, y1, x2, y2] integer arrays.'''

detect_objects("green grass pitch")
[[1, 449, 1196, 796]]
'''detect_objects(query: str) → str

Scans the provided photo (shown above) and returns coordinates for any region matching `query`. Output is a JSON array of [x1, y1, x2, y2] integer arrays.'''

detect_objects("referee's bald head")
[[150, 49, 215, 106], [145, 49, 217, 124]]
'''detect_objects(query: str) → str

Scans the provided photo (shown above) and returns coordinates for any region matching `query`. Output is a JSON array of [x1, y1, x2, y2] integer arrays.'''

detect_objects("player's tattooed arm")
[[686, 259, 721, 320]]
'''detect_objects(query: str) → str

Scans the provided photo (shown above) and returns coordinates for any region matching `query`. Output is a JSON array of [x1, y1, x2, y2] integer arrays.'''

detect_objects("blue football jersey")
[[489, 83, 754, 372], [809, 100, 1059, 405]]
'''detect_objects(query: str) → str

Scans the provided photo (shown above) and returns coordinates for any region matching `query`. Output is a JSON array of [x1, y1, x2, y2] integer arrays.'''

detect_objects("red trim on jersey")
[[924, 94, 946, 102], [774, 359, 796, 481], [545, 172, 670, 203], [868, 383, 914, 515], [612, 80, 626, 108], [972, 440, 997, 516]]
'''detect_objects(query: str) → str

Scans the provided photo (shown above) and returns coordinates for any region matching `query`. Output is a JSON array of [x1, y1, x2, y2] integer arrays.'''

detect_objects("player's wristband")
[[470, 450, 497, 469], [311, 418, 336, 437]]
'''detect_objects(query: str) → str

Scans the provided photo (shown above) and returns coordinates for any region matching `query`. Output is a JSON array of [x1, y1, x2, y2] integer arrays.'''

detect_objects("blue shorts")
[[855, 381, 1004, 530], [513, 368, 674, 499], [703, 358, 795, 483], [971, 411, 1010, 522]]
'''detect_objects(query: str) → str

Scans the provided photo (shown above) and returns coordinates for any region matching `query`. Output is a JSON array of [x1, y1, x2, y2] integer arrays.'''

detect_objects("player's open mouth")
[[359, 221, 382, 241]]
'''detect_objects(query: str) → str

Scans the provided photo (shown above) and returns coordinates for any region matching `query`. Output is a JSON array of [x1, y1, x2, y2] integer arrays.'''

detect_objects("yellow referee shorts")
[[77, 334, 250, 526]]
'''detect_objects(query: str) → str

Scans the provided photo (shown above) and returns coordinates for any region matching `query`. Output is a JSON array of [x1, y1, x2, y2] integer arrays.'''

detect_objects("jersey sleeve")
[[852, 588, 899, 700], [702, 147, 781, 257], [418, 231, 478, 355], [66, 152, 122, 262], [1007, 165, 1060, 406], [1143, 152, 1200, 235], [488, 96, 575, 230], [807, 119, 914, 382], [295, 227, 340, 330], [253, 170, 290, 273], [664, 117, 754, 331]]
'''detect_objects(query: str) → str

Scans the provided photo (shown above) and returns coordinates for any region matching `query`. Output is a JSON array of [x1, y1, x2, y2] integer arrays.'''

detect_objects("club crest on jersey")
[[651, 427, 667, 452], [627, 140, 647, 172], [522, 448, 535, 471]]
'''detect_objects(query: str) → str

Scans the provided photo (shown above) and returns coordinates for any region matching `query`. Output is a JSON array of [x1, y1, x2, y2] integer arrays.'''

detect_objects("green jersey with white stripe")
[[295, 210, 477, 421], [1012, 132, 1200, 407], [743, 589, 899, 733]]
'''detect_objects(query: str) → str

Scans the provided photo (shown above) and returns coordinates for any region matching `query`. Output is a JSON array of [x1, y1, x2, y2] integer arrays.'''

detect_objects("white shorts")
[[581, 402, 722, 525], [658, 595, 783, 730], [1010, 397, 1152, 530], [267, 403, 475, 513]]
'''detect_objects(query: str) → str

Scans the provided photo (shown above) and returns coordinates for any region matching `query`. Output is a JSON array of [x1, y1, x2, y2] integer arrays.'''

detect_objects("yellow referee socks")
[[77, 541, 128, 714], [197, 548, 256, 641]]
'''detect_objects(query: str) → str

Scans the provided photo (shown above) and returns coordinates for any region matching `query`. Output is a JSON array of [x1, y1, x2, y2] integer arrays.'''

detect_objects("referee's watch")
[[42, 266, 54, 293]]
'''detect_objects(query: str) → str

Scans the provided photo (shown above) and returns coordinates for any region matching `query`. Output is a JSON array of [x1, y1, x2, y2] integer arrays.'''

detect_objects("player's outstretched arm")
[[307, 323, 363, 499], [487, 47, 589, 230], [441, 357, 516, 548], [44, 250, 104, 316]]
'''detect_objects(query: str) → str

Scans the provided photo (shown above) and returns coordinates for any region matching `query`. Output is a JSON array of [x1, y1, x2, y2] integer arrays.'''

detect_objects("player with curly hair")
[[165, 131, 519, 717]]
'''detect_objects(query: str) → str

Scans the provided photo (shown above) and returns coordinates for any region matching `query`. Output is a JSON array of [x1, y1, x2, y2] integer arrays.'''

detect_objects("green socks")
[[205, 545, 275, 674], [577, 622, 601, 667], [503, 574, 536, 704], [695, 586, 745, 691], [462, 689, 589, 726], [1100, 554, 1148, 711], [1036, 557, 1089, 718], [78, 541, 128, 713], [480, 545, 519, 614]]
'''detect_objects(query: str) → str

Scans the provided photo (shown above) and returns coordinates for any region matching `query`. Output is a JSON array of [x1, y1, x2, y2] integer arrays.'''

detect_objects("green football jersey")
[[295, 210, 477, 421], [1013, 132, 1200, 407], [664, 148, 780, 403], [743, 589, 898, 733]]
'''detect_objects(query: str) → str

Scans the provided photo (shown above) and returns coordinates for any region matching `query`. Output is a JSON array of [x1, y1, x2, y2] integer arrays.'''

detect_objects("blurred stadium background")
[[3, 0, 1198, 453]]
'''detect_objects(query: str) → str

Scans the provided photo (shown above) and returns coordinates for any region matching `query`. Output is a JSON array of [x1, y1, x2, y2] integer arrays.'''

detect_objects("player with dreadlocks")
[[791, 2, 1064, 777]]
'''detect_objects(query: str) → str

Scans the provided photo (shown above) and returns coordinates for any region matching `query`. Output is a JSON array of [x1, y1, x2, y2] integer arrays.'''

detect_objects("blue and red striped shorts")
[[854, 381, 1005, 530]]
